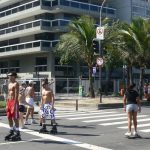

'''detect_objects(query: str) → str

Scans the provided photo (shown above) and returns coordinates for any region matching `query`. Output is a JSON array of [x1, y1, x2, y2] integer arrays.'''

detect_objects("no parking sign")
[[96, 27, 104, 40]]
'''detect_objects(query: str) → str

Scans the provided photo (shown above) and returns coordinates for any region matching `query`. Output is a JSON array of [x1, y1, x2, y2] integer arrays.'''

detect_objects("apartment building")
[[109, 0, 150, 22], [0, 0, 116, 80]]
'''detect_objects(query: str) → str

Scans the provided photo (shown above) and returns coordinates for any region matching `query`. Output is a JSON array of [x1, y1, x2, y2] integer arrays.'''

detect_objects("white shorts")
[[40, 103, 55, 119], [26, 98, 34, 107], [126, 104, 138, 112]]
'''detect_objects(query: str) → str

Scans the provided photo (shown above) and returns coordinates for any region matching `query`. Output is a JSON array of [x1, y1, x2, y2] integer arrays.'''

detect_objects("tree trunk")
[[89, 66, 95, 98], [105, 66, 112, 95], [126, 65, 133, 87], [139, 67, 144, 100]]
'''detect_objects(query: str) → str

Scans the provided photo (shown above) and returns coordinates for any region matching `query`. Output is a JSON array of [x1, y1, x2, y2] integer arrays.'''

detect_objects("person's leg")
[[127, 112, 132, 133], [133, 111, 137, 132], [19, 112, 24, 128], [25, 108, 30, 124]]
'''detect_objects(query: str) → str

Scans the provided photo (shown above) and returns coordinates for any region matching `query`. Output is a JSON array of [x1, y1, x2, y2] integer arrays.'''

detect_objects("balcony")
[[0, 40, 59, 57], [0, 0, 44, 25], [0, 0, 116, 25], [0, 19, 70, 41], [48, 0, 116, 18]]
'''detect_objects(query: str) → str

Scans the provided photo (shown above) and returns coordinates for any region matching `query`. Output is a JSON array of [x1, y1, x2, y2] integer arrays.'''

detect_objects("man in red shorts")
[[5, 72, 21, 141]]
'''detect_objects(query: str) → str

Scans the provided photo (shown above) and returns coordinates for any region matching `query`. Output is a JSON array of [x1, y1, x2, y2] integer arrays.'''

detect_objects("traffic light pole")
[[99, 0, 106, 103]]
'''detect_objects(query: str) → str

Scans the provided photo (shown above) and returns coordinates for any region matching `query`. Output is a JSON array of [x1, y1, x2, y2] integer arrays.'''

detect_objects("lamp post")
[[99, 0, 106, 103]]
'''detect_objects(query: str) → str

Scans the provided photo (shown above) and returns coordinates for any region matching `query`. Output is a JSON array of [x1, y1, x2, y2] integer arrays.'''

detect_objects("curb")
[[98, 101, 150, 109]]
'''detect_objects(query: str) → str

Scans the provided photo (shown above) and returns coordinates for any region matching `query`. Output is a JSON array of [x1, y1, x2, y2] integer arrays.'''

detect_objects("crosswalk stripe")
[[99, 116, 149, 126], [68, 113, 126, 120], [140, 129, 150, 133], [118, 123, 150, 129], [83, 115, 147, 123], [56, 110, 106, 115], [56, 111, 116, 118]]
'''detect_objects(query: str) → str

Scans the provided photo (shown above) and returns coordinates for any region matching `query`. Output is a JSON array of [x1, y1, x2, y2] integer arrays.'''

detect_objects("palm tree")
[[55, 15, 97, 98], [119, 17, 150, 98]]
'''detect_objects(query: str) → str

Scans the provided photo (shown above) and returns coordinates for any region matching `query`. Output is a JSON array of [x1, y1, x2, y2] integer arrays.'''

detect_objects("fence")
[[0, 77, 123, 101]]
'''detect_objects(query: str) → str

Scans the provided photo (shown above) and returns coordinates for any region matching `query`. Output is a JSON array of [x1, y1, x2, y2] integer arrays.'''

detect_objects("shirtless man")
[[24, 80, 36, 125], [5, 72, 21, 141], [39, 79, 57, 134]]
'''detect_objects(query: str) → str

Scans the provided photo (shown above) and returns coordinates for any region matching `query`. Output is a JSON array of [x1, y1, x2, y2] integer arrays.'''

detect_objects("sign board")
[[96, 27, 104, 40], [96, 57, 103, 66], [93, 67, 96, 74]]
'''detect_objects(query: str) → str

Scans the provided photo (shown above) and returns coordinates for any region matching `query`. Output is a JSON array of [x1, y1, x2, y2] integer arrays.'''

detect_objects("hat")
[[21, 81, 26, 85], [29, 80, 34, 84], [7, 72, 17, 77]]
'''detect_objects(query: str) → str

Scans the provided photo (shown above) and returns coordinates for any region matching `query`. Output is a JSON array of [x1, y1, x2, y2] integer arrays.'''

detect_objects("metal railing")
[[0, 0, 116, 19], [0, 40, 59, 52], [0, 19, 70, 35], [0, 0, 40, 18]]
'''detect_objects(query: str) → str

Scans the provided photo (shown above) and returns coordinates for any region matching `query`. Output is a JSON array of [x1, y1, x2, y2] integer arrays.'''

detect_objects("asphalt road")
[[1, 106, 150, 150]]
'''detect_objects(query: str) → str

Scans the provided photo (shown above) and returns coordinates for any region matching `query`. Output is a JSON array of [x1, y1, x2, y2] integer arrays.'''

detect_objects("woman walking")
[[123, 83, 141, 137]]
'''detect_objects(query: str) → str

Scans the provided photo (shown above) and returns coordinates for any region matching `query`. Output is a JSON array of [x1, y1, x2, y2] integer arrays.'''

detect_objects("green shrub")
[[0, 101, 6, 108]]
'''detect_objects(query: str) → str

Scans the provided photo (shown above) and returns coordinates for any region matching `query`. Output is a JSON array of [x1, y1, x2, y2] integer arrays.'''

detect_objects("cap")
[[7, 72, 17, 77], [29, 80, 34, 84]]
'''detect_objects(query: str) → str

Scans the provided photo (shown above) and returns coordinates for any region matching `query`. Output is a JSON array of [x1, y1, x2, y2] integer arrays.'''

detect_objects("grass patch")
[[0, 101, 6, 108]]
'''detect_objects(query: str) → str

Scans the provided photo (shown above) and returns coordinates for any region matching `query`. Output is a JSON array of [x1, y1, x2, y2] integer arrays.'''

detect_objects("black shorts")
[[19, 105, 26, 113]]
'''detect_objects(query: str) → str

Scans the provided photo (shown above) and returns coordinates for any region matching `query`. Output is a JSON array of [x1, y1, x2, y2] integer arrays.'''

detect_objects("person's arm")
[[136, 96, 141, 113], [15, 82, 19, 103], [14, 82, 19, 112], [123, 94, 127, 112], [50, 91, 55, 109]]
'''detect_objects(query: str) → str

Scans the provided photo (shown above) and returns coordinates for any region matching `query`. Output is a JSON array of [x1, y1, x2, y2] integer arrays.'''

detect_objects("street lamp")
[[99, 0, 106, 103]]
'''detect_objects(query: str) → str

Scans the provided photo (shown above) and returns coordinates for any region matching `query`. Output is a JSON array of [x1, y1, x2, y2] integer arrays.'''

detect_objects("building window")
[[9, 60, 20, 73], [0, 60, 20, 74], [55, 58, 74, 77], [35, 57, 47, 72], [0, 61, 8, 74]]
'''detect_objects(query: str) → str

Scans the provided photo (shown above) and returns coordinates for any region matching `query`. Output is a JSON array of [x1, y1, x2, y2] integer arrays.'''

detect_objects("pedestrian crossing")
[[56, 109, 150, 133]]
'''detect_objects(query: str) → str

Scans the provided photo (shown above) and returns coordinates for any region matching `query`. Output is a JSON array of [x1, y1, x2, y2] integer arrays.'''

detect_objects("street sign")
[[96, 27, 104, 40], [93, 67, 96, 74], [96, 57, 103, 66]]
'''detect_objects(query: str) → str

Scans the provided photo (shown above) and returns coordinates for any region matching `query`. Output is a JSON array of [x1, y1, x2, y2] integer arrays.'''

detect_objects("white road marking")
[[83, 115, 147, 123], [118, 123, 150, 129], [56, 111, 116, 118], [140, 129, 150, 132], [68, 113, 126, 120], [0, 123, 112, 150], [0, 138, 44, 145], [99, 116, 149, 126]]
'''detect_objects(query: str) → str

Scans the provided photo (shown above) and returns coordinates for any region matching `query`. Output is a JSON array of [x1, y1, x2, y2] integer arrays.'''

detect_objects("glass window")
[[90, 5, 98, 12], [9, 60, 20, 67], [60, 0, 69, 6], [26, 23, 32, 29], [26, 3, 32, 9], [19, 6, 25, 11], [0, 61, 8, 68], [35, 57, 47, 71], [12, 8, 17, 14], [33, 42, 40, 47], [71, 1, 79, 8], [36, 57, 47, 65], [33, 1, 40, 7], [52, 0, 59, 6], [81, 3, 89, 10], [107, 9, 115, 14], [6, 10, 11, 16], [25, 43, 32, 48], [33, 21, 40, 27]]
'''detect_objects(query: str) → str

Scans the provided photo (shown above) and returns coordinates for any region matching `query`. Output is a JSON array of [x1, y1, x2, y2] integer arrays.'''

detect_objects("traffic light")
[[92, 38, 99, 54]]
